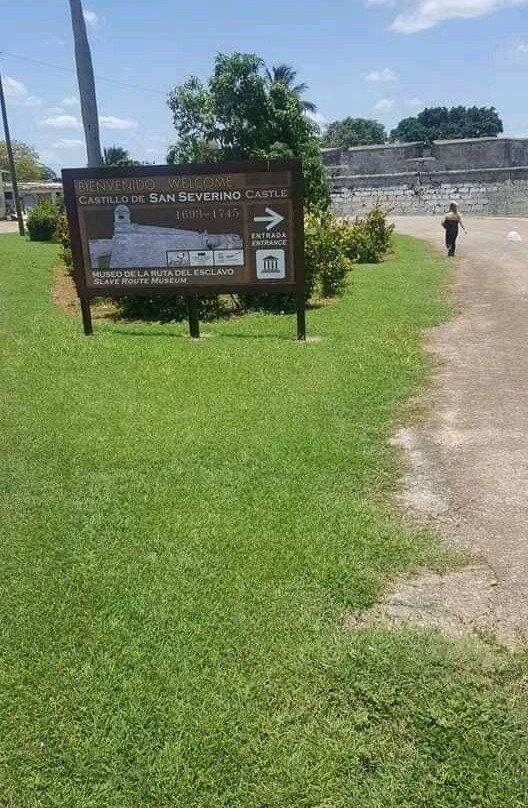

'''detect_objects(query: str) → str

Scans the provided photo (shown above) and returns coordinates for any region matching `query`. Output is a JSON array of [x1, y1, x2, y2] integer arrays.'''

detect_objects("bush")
[[305, 211, 352, 299], [26, 200, 60, 242], [342, 205, 394, 264], [56, 213, 74, 275], [234, 206, 393, 312], [115, 294, 231, 323], [359, 204, 394, 263], [236, 291, 297, 314]]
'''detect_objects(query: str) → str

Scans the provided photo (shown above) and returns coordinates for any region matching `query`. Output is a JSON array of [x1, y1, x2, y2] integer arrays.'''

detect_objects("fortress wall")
[[323, 138, 528, 217]]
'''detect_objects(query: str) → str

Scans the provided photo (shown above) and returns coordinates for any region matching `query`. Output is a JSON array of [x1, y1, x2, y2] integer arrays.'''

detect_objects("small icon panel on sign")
[[167, 250, 190, 267], [189, 250, 215, 267], [214, 249, 245, 266], [256, 249, 286, 280]]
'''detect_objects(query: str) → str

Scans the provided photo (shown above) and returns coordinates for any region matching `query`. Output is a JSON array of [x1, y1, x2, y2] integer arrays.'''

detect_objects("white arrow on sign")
[[253, 207, 285, 231]]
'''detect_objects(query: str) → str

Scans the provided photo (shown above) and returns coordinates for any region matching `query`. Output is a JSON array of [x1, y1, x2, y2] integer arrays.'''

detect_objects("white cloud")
[[366, 0, 528, 34], [40, 113, 138, 132], [39, 114, 81, 129], [406, 97, 423, 108], [374, 98, 395, 112], [366, 68, 397, 82], [52, 139, 85, 149], [62, 96, 79, 107], [99, 115, 139, 130], [4, 76, 26, 97], [3, 75, 42, 107], [83, 9, 99, 29], [45, 106, 66, 116], [517, 40, 528, 53]]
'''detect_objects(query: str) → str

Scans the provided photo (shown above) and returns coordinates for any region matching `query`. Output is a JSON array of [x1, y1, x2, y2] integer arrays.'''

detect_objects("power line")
[[0, 50, 167, 97]]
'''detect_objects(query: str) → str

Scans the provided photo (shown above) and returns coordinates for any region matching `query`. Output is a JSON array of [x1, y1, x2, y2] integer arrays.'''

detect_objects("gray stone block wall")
[[323, 139, 528, 217], [332, 174, 528, 217], [324, 142, 423, 176]]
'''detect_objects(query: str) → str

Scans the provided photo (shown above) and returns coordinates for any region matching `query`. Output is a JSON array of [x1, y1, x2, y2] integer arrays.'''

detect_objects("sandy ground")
[[365, 216, 528, 646]]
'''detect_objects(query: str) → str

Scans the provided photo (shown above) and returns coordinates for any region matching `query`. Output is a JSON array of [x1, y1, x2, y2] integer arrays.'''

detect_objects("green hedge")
[[27, 201, 60, 243]]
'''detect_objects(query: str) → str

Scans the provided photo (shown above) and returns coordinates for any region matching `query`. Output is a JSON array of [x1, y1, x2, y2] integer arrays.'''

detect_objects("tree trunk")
[[68, 0, 102, 167]]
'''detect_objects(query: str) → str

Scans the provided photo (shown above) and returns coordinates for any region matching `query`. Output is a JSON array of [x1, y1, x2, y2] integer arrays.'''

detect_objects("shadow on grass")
[[104, 325, 293, 341]]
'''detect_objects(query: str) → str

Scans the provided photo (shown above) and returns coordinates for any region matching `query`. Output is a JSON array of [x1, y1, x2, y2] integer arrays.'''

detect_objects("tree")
[[391, 106, 503, 144], [0, 139, 42, 181], [68, 0, 102, 166], [388, 117, 427, 144], [103, 146, 139, 167], [321, 117, 387, 149], [265, 63, 317, 114], [167, 52, 329, 210], [38, 164, 57, 180]]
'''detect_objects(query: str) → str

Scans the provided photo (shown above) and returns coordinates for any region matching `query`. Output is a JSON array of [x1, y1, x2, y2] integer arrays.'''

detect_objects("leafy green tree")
[[389, 116, 428, 143], [0, 139, 42, 181], [321, 117, 387, 148], [391, 106, 503, 144], [103, 145, 139, 167], [38, 164, 57, 180], [166, 76, 214, 164], [265, 63, 317, 114], [167, 52, 329, 210]]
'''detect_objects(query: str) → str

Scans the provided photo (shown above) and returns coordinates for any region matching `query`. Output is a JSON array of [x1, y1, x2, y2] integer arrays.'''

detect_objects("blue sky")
[[1, 0, 527, 172]]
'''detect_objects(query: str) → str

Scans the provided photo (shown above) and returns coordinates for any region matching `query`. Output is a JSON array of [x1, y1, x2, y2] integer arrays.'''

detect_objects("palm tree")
[[68, 0, 102, 166], [103, 146, 137, 167], [265, 64, 317, 114]]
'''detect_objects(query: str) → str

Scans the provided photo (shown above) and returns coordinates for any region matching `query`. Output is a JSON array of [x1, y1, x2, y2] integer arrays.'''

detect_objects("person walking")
[[442, 201, 466, 257]]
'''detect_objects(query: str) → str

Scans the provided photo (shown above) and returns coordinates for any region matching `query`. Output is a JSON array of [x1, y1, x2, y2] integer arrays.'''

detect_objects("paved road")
[[390, 216, 528, 645], [0, 221, 20, 234]]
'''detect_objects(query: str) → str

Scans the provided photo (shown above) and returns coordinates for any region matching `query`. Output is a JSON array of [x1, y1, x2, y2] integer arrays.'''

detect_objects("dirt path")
[[373, 217, 528, 646]]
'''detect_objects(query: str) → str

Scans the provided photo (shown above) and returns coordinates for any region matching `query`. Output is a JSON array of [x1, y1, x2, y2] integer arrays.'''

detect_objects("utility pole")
[[68, 0, 102, 166], [0, 70, 25, 236]]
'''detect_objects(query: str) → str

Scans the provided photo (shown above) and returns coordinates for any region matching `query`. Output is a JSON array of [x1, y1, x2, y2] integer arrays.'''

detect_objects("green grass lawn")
[[1, 233, 527, 807]]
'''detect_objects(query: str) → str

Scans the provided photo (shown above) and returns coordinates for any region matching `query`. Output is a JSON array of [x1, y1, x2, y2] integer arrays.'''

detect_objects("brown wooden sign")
[[62, 159, 305, 338]]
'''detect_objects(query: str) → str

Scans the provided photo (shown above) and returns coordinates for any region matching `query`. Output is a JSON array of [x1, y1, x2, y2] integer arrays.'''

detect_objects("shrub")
[[56, 213, 74, 275], [236, 291, 297, 314], [115, 294, 231, 323], [343, 205, 394, 264], [26, 200, 60, 242], [361, 204, 394, 262], [305, 211, 352, 299]]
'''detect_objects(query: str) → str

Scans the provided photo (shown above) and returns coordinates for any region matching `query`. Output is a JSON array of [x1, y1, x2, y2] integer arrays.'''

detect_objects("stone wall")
[[322, 141, 423, 176], [323, 138, 528, 217]]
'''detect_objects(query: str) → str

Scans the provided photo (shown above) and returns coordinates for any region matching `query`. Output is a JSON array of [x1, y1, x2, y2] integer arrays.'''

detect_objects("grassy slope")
[[1, 233, 527, 808]]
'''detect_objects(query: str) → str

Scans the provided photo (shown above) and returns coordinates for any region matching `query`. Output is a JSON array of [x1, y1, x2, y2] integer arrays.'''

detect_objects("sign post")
[[187, 295, 200, 339], [296, 290, 306, 341], [62, 159, 305, 339], [80, 297, 93, 336]]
